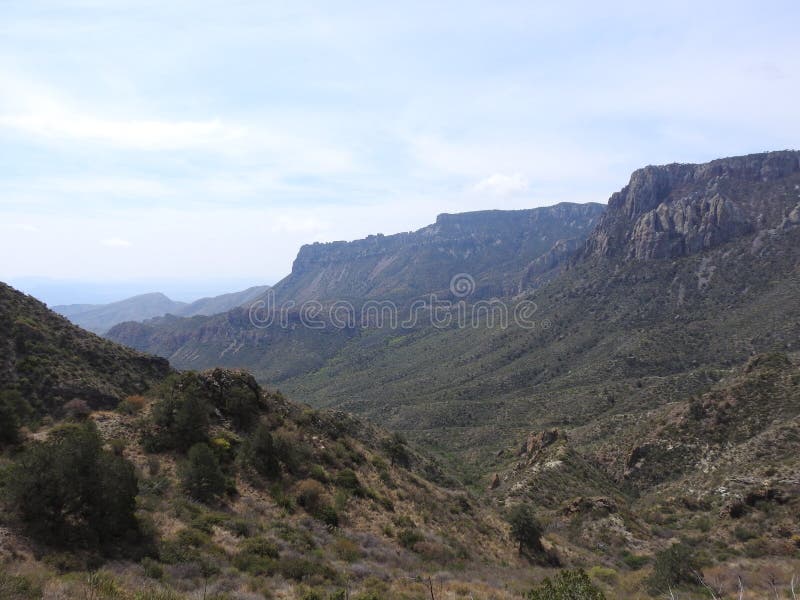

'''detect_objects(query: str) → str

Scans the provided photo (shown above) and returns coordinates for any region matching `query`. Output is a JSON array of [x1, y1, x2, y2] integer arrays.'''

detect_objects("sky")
[[1, 0, 799, 304]]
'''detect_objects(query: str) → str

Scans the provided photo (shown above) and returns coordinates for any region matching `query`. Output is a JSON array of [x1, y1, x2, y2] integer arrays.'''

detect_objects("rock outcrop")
[[581, 150, 800, 261]]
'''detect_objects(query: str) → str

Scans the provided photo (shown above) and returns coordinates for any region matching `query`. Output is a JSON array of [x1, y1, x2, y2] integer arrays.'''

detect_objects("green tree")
[[182, 443, 226, 503], [0, 389, 26, 445], [382, 432, 410, 468], [147, 391, 210, 452], [220, 384, 261, 431], [647, 543, 700, 593], [508, 503, 544, 555], [526, 569, 606, 599], [5, 422, 138, 545], [242, 423, 280, 479]]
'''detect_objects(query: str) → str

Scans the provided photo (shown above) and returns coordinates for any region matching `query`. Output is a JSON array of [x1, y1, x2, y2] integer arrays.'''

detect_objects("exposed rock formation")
[[581, 150, 800, 261]]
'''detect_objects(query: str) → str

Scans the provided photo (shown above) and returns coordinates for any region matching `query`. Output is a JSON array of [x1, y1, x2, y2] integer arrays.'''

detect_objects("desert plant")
[[508, 503, 544, 555], [5, 422, 139, 546], [181, 443, 227, 503], [526, 569, 606, 599]]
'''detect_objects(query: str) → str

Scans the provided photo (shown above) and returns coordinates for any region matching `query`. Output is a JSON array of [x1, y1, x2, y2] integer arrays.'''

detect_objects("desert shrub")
[[145, 389, 210, 452], [332, 537, 360, 562], [397, 528, 424, 549], [273, 429, 310, 474], [296, 479, 327, 513], [5, 422, 139, 547], [217, 383, 261, 431], [275, 557, 337, 582], [621, 552, 649, 570], [647, 542, 700, 593], [117, 395, 147, 415], [141, 557, 164, 580], [233, 536, 280, 574], [241, 423, 280, 479], [63, 398, 91, 420], [526, 569, 606, 599], [507, 504, 544, 554], [334, 469, 364, 497], [181, 443, 227, 503], [310, 464, 329, 483], [317, 504, 340, 529]]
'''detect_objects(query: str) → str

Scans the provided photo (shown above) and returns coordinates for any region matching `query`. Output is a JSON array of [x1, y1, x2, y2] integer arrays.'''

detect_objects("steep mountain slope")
[[107, 203, 605, 379], [55, 286, 270, 334], [0, 282, 171, 415], [276, 151, 800, 478]]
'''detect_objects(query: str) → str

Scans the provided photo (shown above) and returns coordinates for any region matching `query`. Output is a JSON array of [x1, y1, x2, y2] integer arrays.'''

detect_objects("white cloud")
[[100, 238, 132, 247], [474, 173, 529, 196]]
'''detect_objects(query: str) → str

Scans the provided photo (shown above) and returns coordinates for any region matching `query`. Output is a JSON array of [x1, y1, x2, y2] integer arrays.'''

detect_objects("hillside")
[[0, 282, 171, 417], [106, 203, 605, 379], [55, 286, 270, 334], [0, 367, 541, 599]]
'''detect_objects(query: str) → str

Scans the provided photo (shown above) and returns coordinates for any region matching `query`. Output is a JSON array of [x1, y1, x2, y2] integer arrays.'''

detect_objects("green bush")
[[241, 423, 280, 479], [181, 443, 227, 503], [5, 422, 139, 547], [526, 569, 606, 599], [334, 468, 364, 497]]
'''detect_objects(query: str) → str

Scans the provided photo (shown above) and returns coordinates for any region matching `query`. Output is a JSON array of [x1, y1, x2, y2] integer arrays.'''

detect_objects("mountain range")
[[54, 285, 270, 334], [3, 150, 800, 598]]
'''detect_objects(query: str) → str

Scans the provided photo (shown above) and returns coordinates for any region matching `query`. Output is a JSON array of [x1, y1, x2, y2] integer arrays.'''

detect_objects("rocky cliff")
[[581, 150, 800, 260], [280, 202, 605, 303]]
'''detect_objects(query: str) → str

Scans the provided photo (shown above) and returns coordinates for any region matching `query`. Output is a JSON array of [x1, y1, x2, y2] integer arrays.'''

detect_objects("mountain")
[[177, 285, 271, 317], [106, 203, 605, 379], [273, 202, 605, 304], [54, 285, 270, 334], [0, 282, 171, 416], [275, 151, 800, 474], [55, 292, 187, 334]]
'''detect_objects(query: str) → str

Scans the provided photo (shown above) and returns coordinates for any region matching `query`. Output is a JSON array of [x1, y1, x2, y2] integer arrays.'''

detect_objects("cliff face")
[[283, 202, 605, 303], [582, 150, 800, 260]]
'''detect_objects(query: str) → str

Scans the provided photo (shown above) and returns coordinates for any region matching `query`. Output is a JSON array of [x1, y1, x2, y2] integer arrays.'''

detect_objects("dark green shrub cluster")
[[181, 443, 228, 503], [0, 389, 29, 445], [4, 422, 139, 547], [240, 423, 281, 478], [526, 569, 606, 599]]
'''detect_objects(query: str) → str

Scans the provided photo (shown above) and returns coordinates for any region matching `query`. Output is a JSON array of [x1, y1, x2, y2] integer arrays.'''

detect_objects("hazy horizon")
[[2, 1, 799, 304]]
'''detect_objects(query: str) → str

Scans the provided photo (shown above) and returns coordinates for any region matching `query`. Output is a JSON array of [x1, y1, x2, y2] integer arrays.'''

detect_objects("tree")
[[526, 569, 606, 599], [647, 542, 701, 594], [147, 392, 210, 452], [0, 389, 25, 445], [5, 422, 138, 545], [382, 432, 410, 468], [507, 503, 544, 555], [242, 423, 280, 479], [182, 443, 227, 503]]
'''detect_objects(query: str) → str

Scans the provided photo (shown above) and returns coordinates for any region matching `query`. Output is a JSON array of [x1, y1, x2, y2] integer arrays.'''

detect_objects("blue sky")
[[1, 0, 799, 304]]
